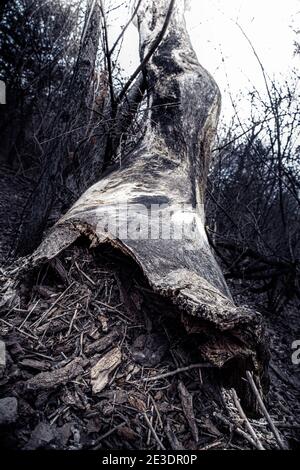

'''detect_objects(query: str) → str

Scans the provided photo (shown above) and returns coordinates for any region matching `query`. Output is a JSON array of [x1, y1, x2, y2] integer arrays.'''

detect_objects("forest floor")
[[0, 241, 299, 450], [0, 174, 31, 262], [231, 282, 300, 450]]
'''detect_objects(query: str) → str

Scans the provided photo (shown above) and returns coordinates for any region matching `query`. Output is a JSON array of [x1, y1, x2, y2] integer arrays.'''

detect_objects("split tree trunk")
[[6, 0, 268, 404]]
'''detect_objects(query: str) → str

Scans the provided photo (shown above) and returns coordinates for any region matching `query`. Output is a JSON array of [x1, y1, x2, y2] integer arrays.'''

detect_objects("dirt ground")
[[0, 241, 299, 450]]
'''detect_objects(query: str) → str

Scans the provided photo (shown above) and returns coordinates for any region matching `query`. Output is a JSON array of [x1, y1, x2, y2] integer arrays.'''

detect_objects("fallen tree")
[[1, 0, 268, 412]]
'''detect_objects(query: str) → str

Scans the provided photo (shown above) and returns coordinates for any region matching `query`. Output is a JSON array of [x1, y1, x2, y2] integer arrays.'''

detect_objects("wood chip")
[[117, 425, 138, 441], [90, 347, 122, 394], [85, 330, 119, 356], [128, 394, 147, 412], [25, 357, 86, 391]]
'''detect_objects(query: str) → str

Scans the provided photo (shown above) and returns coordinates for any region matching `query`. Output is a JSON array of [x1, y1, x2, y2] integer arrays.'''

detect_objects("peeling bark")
[[4, 0, 268, 407]]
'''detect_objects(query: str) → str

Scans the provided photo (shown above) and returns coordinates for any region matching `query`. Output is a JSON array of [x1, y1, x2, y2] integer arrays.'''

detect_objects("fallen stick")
[[146, 405, 154, 446], [0, 318, 39, 341], [149, 394, 164, 429], [75, 261, 96, 286], [143, 363, 212, 382], [214, 413, 259, 450], [66, 303, 79, 337], [19, 299, 40, 329], [31, 282, 75, 328], [231, 389, 265, 450], [246, 370, 288, 450]]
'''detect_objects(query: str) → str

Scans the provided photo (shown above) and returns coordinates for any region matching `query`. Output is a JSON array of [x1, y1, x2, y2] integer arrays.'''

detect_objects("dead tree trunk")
[[5, 0, 268, 406]]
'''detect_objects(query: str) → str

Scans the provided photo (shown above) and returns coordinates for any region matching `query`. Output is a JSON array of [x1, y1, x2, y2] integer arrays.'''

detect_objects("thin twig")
[[214, 413, 259, 450], [92, 422, 126, 450], [19, 299, 40, 329], [143, 411, 166, 450], [246, 371, 288, 450], [166, 419, 184, 450], [32, 282, 75, 328], [75, 261, 96, 285], [117, 0, 176, 103], [199, 440, 224, 450], [149, 393, 163, 428], [143, 363, 212, 382], [231, 389, 265, 450], [66, 303, 79, 337], [0, 318, 39, 341]]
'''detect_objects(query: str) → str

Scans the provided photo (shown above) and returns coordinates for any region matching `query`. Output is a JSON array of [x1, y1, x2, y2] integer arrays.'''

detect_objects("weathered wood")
[[178, 381, 199, 443]]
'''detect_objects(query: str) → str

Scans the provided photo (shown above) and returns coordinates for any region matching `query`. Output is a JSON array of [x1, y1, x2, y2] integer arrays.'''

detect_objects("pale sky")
[[107, 0, 300, 120]]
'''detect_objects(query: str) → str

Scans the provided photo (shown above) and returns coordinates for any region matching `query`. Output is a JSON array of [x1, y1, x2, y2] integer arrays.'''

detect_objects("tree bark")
[[12, 0, 104, 257], [6, 0, 268, 405]]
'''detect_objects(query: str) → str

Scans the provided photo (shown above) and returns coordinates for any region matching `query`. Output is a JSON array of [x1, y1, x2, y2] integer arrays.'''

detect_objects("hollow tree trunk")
[[6, 0, 268, 404]]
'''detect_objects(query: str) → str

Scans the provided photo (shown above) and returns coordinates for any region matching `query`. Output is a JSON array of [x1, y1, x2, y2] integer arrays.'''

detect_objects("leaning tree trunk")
[[5, 0, 268, 407]]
